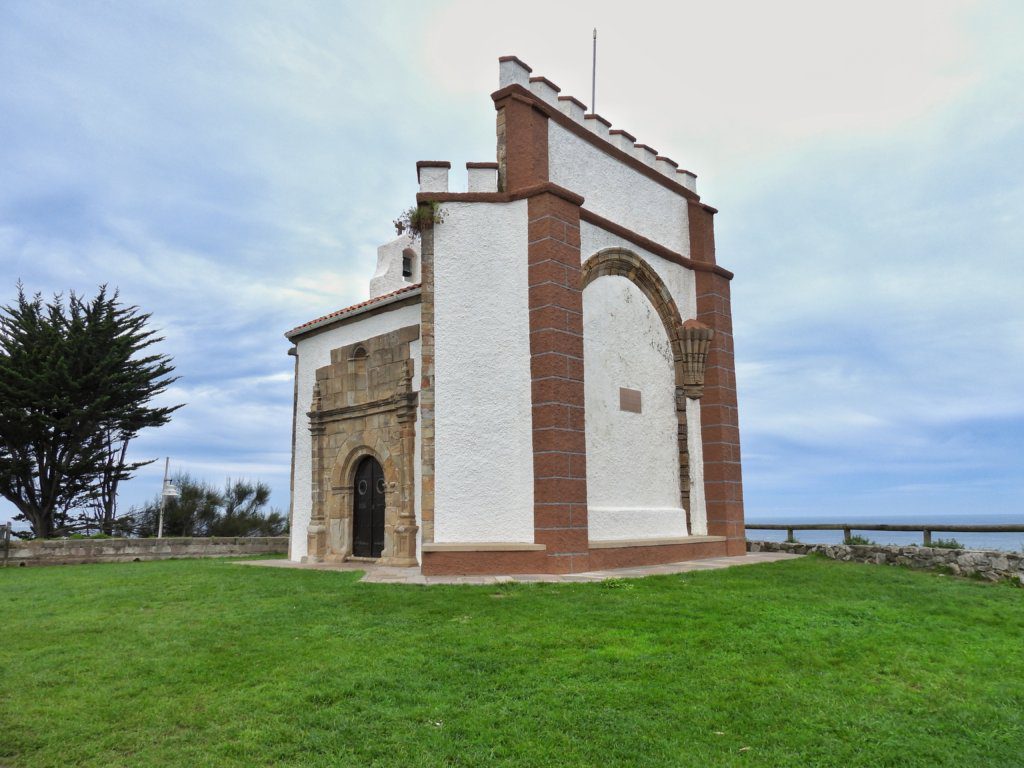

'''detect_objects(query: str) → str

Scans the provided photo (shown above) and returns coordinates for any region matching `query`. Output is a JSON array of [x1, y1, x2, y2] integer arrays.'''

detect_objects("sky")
[[1, 0, 1022, 529]]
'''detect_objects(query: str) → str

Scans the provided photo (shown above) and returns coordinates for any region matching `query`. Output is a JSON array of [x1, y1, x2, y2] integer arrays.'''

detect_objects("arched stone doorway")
[[352, 456, 386, 557], [304, 326, 420, 566]]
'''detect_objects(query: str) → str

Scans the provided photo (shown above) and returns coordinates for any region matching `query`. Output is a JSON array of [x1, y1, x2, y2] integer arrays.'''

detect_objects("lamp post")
[[157, 457, 180, 538]]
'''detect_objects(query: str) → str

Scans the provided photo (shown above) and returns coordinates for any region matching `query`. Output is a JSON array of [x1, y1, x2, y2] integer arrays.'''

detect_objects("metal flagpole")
[[591, 28, 597, 113], [157, 456, 169, 538]]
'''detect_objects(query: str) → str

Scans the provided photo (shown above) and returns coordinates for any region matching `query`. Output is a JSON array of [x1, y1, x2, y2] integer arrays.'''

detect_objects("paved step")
[[233, 551, 802, 585]]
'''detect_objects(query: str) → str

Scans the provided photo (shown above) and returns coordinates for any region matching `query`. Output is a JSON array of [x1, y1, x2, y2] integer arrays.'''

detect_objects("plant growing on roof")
[[393, 202, 446, 241]]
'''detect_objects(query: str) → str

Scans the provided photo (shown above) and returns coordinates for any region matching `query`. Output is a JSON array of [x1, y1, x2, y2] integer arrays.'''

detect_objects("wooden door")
[[353, 457, 385, 558]]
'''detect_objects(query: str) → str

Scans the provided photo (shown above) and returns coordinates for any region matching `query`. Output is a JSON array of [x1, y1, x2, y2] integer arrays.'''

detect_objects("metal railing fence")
[[746, 523, 1024, 547]]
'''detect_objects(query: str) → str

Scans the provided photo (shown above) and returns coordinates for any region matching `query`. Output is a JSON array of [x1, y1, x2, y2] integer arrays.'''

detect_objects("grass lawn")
[[1, 556, 1022, 767]]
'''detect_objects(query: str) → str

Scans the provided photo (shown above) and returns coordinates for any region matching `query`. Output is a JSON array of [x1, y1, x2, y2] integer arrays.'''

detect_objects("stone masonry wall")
[[307, 325, 419, 565], [749, 539, 1024, 585], [5, 537, 288, 567]]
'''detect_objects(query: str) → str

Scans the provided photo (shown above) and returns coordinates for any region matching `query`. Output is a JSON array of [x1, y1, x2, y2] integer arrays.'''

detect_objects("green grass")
[[1, 557, 1022, 767]]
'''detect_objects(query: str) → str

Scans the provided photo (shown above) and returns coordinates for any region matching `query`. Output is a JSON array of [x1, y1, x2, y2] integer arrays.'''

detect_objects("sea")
[[745, 512, 1024, 553]]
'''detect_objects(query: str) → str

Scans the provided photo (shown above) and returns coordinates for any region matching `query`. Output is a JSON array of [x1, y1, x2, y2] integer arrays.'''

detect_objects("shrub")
[[393, 202, 446, 240], [127, 474, 287, 538], [930, 537, 963, 550], [847, 535, 876, 546]]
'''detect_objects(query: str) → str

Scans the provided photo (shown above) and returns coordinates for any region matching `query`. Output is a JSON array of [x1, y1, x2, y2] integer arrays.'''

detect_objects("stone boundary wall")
[[4, 537, 288, 567], [748, 540, 1024, 585]]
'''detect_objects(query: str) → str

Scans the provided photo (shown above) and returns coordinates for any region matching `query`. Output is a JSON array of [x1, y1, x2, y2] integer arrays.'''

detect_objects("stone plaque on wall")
[[619, 387, 642, 413]]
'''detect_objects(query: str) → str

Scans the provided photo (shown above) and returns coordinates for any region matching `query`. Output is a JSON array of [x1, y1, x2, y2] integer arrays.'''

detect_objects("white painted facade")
[[549, 122, 691, 255], [369, 235, 420, 298], [431, 200, 535, 543], [583, 276, 688, 540], [287, 54, 727, 565], [289, 302, 421, 560]]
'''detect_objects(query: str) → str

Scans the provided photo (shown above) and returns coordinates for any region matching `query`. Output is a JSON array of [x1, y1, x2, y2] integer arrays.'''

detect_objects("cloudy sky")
[[2, 0, 1022, 529]]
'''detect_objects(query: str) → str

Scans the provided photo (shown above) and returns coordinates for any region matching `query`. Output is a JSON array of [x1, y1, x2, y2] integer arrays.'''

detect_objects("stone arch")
[[321, 437, 404, 562], [331, 440, 398, 492], [580, 247, 712, 529], [581, 248, 687, 368]]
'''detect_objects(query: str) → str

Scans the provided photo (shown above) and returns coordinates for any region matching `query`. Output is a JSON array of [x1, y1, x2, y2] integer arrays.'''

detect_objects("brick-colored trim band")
[[587, 537, 728, 570], [417, 182, 584, 207], [498, 54, 532, 72], [579, 208, 734, 279], [558, 94, 587, 110], [421, 536, 729, 575], [528, 75, 561, 92], [416, 160, 451, 184]]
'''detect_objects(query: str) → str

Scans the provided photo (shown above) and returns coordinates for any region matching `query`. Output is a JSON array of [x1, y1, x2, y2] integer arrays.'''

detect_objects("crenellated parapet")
[[498, 55, 699, 194], [416, 55, 702, 198]]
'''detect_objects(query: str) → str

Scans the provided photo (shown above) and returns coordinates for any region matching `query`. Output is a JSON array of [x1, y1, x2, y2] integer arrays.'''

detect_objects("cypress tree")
[[0, 285, 181, 537]]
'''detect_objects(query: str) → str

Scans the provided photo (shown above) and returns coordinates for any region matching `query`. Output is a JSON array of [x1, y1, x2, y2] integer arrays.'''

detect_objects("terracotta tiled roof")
[[285, 283, 421, 339]]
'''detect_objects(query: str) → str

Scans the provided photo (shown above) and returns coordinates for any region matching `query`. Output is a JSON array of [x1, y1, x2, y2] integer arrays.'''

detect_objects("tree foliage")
[[0, 285, 180, 537], [129, 474, 287, 538]]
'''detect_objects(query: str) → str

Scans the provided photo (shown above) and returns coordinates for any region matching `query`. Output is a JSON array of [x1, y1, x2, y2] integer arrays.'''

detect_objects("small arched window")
[[402, 248, 415, 279], [349, 345, 368, 375]]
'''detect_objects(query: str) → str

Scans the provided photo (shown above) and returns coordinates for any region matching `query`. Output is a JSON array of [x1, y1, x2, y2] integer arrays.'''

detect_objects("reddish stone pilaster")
[[494, 91, 549, 193], [688, 200, 746, 555], [528, 191, 589, 573]]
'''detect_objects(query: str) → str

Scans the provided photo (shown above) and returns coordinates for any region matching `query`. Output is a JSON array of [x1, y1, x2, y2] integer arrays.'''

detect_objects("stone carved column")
[[381, 365, 419, 566], [676, 385, 691, 531], [681, 320, 715, 400], [678, 321, 713, 534], [305, 381, 328, 563]]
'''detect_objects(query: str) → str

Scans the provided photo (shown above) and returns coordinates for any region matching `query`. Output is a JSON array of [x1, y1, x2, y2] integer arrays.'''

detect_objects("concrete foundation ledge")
[[589, 535, 728, 549], [421, 542, 547, 552]]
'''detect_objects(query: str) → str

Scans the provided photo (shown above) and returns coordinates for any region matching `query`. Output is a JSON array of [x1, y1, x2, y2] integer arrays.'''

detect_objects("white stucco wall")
[[289, 303, 421, 561], [548, 122, 691, 255], [432, 200, 535, 543], [583, 276, 688, 540], [369, 235, 420, 298]]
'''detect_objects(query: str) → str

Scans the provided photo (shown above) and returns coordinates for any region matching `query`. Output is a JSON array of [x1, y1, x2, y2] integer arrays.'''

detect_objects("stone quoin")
[[285, 56, 746, 575]]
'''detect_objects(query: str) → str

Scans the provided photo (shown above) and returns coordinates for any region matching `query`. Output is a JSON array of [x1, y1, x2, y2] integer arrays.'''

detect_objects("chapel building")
[[285, 56, 745, 575]]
